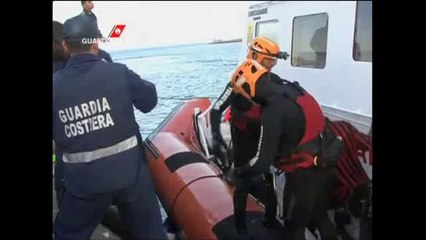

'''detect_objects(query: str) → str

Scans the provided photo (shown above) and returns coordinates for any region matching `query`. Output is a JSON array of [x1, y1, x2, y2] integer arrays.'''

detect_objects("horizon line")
[[107, 38, 243, 54]]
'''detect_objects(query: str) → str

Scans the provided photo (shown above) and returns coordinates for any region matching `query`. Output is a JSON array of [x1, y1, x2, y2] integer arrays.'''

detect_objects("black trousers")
[[283, 167, 338, 240], [231, 126, 277, 230]]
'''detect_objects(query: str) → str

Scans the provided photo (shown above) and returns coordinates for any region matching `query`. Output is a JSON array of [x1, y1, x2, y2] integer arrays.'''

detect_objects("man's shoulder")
[[53, 69, 68, 90], [98, 49, 113, 63], [53, 70, 62, 81], [95, 61, 127, 71], [269, 71, 282, 79], [98, 62, 142, 81], [80, 10, 97, 20]]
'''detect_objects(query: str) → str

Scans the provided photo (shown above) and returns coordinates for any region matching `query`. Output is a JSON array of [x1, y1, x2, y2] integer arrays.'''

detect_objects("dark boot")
[[317, 216, 339, 240], [263, 172, 277, 228], [233, 188, 248, 233], [234, 210, 247, 234]]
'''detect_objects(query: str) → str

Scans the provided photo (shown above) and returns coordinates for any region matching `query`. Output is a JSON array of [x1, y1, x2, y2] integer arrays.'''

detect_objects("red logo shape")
[[109, 25, 126, 38]]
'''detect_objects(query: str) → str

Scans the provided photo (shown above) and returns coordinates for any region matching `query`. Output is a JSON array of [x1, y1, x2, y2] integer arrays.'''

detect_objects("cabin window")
[[291, 13, 328, 69], [353, 1, 372, 62], [255, 20, 279, 43]]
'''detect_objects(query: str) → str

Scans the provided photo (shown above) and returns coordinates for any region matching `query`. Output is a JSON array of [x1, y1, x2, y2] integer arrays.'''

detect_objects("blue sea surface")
[[111, 42, 242, 137]]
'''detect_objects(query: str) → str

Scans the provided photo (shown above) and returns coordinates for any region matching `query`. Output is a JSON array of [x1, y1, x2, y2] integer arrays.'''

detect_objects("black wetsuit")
[[210, 73, 285, 232], [210, 82, 261, 167], [239, 75, 338, 240]]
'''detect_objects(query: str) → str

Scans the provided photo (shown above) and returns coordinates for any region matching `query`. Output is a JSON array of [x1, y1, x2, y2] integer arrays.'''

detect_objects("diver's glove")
[[212, 132, 228, 168]]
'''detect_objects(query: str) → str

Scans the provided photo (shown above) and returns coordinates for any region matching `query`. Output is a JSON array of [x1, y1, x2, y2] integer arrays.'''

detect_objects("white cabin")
[[240, 1, 372, 134]]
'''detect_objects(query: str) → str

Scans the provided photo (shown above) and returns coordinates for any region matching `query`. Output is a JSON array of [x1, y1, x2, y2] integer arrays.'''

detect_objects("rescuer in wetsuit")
[[210, 37, 289, 234], [230, 57, 340, 239]]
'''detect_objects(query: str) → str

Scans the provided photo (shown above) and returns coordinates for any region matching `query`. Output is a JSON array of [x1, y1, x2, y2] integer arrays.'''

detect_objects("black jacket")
[[81, 10, 97, 24]]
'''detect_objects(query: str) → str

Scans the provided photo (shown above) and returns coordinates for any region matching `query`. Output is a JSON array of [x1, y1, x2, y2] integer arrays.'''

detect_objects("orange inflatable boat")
[[144, 98, 284, 240]]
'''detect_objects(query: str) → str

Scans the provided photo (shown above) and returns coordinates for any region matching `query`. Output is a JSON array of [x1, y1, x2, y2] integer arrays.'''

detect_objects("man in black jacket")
[[81, 1, 97, 24]]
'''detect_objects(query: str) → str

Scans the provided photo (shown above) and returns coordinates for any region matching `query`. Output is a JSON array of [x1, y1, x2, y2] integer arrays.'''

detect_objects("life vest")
[[226, 83, 329, 173], [226, 103, 262, 133], [228, 83, 328, 172], [275, 81, 327, 173], [228, 59, 327, 172]]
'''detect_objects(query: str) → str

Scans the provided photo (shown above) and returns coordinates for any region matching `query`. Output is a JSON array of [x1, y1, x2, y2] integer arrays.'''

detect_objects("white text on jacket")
[[58, 97, 115, 138]]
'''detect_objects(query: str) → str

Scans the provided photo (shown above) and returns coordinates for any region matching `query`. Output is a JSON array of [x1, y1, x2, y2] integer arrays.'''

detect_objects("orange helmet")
[[247, 36, 289, 63], [231, 59, 268, 99]]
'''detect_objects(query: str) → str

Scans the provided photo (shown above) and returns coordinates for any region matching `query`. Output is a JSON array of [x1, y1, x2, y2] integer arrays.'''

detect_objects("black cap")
[[63, 14, 102, 41]]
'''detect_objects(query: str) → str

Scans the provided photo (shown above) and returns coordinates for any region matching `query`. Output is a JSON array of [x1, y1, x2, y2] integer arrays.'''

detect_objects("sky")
[[53, 1, 264, 52]]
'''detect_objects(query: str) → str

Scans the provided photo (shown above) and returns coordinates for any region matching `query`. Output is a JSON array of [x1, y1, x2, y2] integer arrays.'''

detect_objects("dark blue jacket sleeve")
[[126, 68, 158, 113]]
